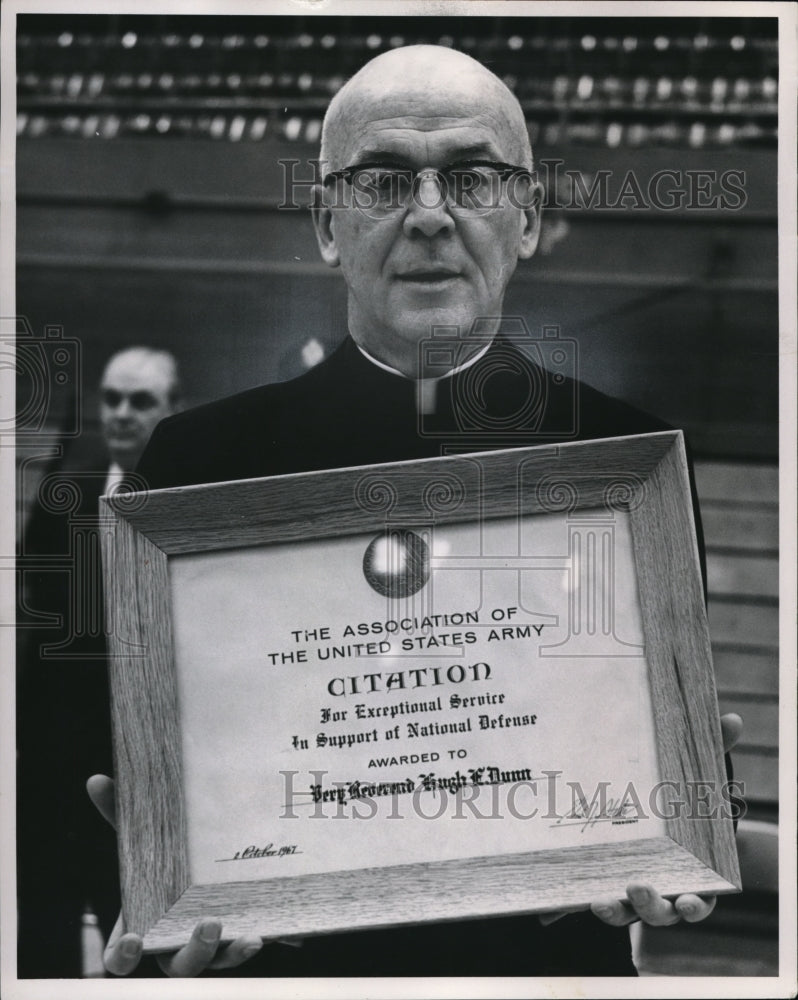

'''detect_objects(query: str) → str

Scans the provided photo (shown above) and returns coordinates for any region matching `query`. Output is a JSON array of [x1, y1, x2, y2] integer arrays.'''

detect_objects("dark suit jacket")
[[133, 335, 698, 977], [139, 334, 674, 487], [17, 456, 120, 977]]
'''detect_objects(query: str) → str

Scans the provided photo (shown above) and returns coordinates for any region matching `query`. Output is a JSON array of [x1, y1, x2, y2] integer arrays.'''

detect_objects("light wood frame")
[[100, 431, 740, 954]]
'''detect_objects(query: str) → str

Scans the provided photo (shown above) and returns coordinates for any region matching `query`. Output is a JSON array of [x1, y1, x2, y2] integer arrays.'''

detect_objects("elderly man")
[[17, 347, 182, 978], [91, 46, 740, 978]]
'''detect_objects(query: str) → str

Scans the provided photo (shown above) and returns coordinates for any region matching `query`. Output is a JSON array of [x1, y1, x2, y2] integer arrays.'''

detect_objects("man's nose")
[[113, 397, 133, 418], [402, 172, 455, 238]]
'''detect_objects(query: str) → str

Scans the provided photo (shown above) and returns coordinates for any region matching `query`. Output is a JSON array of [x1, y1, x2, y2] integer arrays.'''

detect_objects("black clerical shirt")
[[139, 334, 672, 489]]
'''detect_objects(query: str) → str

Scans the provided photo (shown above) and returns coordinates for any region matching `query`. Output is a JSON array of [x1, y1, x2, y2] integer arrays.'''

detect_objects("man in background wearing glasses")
[[92, 43, 739, 978]]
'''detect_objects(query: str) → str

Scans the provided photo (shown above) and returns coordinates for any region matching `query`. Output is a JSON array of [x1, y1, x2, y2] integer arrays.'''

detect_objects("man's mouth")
[[398, 269, 460, 284]]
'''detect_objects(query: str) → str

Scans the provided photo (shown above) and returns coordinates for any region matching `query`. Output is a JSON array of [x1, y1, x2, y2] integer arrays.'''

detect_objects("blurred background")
[[15, 12, 780, 976]]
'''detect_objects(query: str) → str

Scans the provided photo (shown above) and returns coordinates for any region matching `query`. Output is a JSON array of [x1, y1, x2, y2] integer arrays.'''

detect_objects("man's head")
[[312, 45, 543, 376], [99, 347, 181, 470]]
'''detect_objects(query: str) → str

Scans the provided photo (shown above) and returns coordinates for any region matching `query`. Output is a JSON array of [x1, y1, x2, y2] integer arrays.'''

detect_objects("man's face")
[[99, 353, 176, 469], [313, 77, 541, 375]]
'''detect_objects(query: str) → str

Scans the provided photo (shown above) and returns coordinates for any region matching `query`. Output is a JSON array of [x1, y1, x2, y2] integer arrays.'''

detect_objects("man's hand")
[[539, 711, 744, 930], [586, 882, 717, 928], [101, 912, 264, 977], [87, 775, 264, 976]]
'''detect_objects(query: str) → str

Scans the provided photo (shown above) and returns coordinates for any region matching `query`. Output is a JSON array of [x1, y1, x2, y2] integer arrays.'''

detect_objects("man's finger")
[[625, 883, 681, 926], [104, 914, 143, 977], [86, 774, 117, 830], [675, 892, 717, 923], [538, 910, 567, 926], [590, 897, 640, 927], [206, 935, 264, 970], [720, 712, 744, 754], [158, 919, 223, 977]]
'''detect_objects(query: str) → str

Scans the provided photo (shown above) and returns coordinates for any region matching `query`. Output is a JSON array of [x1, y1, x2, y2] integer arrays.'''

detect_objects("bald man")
[[99, 347, 182, 483], [93, 46, 739, 978]]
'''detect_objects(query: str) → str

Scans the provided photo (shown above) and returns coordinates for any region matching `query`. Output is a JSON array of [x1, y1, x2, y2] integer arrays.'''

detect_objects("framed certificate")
[[100, 431, 740, 953]]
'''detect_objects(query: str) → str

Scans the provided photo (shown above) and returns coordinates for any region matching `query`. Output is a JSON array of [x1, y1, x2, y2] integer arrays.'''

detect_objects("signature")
[[216, 843, 303, 862], [551, 797, 639, 833]]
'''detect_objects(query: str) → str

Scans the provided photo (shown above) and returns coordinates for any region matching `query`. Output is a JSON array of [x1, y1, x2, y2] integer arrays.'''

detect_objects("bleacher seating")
[[17, 15, 778, 147]]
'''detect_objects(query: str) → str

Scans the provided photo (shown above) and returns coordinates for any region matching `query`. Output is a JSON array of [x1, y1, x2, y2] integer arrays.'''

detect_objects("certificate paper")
[[171, 510, 665, 886]]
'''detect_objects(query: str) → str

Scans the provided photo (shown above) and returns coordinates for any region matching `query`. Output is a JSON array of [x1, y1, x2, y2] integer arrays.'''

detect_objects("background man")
[[98, 347, 183, 487], [18, 346, 182, 977], [89, 46, 740, 978]]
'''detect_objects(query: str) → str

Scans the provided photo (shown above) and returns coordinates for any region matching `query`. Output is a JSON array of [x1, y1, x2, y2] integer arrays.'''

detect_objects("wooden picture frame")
[[100, 430, 740, 954]]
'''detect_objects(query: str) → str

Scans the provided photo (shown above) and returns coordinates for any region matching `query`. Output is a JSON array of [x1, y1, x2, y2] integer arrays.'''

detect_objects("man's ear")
[[517, 179, 544, 260], [311, 185, 340, 268]]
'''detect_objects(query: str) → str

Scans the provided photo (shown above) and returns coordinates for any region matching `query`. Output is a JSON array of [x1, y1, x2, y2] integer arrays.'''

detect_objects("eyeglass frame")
[[321, 159, 536, 216], [101, 388, 162, 411]]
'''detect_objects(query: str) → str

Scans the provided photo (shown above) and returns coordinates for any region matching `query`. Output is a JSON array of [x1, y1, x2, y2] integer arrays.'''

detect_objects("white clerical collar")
[[104, 461, 125, 496], [355, 339, 493, 415], [355, 339, 492, 381]]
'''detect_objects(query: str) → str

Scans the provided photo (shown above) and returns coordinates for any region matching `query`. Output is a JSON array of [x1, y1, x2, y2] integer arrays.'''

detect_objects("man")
[[17, 347, 182, 977], [98, 347, 183, 489], [91, 46, 740, 978]]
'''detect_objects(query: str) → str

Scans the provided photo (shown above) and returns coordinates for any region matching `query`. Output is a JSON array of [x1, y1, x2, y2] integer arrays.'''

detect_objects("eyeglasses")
[[322, 160, 534, 219], [101, 389, 159, 411]]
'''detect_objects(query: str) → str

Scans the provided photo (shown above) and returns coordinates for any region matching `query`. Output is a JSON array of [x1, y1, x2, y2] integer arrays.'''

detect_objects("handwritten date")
[[217, 843, 302, 862]]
